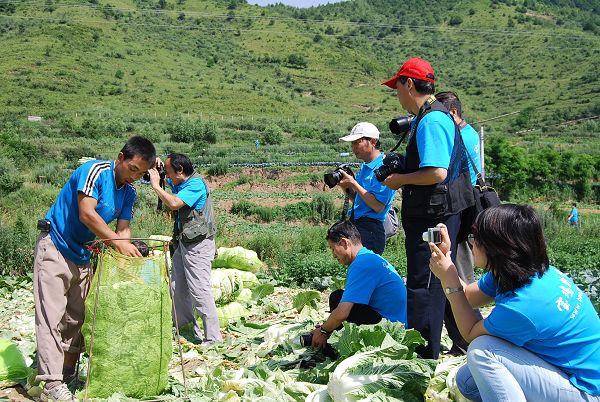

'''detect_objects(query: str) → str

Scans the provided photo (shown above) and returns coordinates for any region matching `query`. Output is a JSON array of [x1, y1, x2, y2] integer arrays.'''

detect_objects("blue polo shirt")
[[167, 176, 208, 229], [351, 153, 396, 221], [461, 124, 481, 185], [341, 247, 407, 325], [479, 266, 600, 395], [413, 111, 455, 169], [45, 160, 137, 265]]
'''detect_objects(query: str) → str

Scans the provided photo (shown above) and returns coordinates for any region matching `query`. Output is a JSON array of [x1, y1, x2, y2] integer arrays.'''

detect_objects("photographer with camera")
[[328, 122, 395, 255], [381, 58, 474, 359], [148, 153, 222, 347], [308, 220, 407, 350], [33, 136, 156, 401]]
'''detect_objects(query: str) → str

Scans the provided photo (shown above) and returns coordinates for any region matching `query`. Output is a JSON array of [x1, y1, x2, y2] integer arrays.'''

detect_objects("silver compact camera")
[[422, 227, 442, 244]]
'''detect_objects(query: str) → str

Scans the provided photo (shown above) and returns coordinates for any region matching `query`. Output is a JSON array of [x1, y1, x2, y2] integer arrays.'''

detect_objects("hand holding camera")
[[323, 164, 354, 189]]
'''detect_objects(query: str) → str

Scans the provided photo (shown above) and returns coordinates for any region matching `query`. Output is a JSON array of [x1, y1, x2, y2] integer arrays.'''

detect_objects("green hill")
[[0, 0, 599, 141]]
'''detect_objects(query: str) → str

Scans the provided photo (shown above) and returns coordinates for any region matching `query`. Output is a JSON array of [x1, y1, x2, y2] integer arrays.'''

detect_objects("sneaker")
[[40, 383, 78, 402]]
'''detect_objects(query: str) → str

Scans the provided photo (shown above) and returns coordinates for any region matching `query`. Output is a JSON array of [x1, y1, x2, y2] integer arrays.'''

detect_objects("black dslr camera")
[[323, 164, 354, 189], [373, 152, 407, 182], [389, 115, 415, 136], [142, 165, 166, 182], [299, 333, 338, 359]]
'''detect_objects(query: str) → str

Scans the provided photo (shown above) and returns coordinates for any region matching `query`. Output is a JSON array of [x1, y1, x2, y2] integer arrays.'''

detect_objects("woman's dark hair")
[[326, 220, 362, 244], [121, 136, 156, 166], [435, 91, 462, 118], [473, 204, 549, 294], [398, 76, 435, 95], [167, 153, 195, 176]]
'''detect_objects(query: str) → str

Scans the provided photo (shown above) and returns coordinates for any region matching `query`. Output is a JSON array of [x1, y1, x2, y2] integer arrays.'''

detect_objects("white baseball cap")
[[339, 122, 380, 142]]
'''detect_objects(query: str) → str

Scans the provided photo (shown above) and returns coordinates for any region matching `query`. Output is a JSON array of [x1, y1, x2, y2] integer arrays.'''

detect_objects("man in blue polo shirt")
[[337, 122, 395, 255], [310, 220, 407, 350], [149, 153, 222, 347], [382, 58, 471, 359], [34, 136, 156, 401]]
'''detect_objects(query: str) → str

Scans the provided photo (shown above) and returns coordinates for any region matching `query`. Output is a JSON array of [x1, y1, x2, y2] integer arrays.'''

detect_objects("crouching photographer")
[[307, 221, 407, 351], [327, 122, 395, 255]]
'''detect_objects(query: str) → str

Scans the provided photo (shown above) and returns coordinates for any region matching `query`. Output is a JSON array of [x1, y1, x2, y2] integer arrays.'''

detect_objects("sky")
[[246, 0, 346, 8]]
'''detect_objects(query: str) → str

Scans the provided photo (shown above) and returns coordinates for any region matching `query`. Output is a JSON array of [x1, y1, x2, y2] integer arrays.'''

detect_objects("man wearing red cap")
[[381, 57, 473, 359]]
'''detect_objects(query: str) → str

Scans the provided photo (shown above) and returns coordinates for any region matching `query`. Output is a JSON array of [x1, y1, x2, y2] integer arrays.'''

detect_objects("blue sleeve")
[[175, 178, 207, 208], [341, 265, 377, 305], [75, 163, 101, 199], [119, 188, 136, 221], [478, 272, 497, 298], [416, 112, 455, 169], [483, 305, 537, 346], [361, 171, 395, 206]]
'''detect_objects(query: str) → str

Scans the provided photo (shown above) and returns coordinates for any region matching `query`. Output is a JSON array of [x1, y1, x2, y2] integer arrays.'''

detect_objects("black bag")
[[457, 149, 501, 242]]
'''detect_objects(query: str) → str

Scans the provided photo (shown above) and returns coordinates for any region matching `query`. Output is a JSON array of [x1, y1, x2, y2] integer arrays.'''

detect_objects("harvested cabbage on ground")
[[1, 278, 469, 401]]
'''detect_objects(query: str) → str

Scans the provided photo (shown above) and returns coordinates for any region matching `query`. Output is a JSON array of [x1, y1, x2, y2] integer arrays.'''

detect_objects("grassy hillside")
[[0, 0, 599, 146]]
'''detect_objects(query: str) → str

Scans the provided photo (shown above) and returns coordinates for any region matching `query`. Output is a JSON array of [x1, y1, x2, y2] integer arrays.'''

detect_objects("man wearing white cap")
[[337, 122, 396, 255]]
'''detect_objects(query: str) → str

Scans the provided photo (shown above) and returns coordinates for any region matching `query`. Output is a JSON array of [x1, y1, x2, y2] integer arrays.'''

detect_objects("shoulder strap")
[[463, 142, 485, 187]]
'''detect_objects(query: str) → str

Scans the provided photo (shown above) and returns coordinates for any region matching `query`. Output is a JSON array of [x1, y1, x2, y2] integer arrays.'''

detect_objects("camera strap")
[[341, 190, 355, 221]]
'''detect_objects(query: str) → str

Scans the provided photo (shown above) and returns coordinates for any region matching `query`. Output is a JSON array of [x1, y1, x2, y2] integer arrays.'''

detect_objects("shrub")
[[0, 158, 24, 196], [0, 215, 35, 277], [310, 193, 337, 223], [273, 251, 344, 286], [207, 161, 229, 176], [262, 124, 283, 145]]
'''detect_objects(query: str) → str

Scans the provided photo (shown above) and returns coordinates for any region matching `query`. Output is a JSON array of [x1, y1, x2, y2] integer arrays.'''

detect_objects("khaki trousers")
[[33, 232, 91, 382]]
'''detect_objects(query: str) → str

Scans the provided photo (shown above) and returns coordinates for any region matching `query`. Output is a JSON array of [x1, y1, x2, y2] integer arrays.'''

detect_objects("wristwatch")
[[444, 286, 464, 295], [319, 326, 332, 338]]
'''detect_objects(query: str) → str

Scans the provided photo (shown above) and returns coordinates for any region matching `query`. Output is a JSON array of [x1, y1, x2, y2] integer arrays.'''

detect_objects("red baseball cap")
[[382, 57, 435, 88]]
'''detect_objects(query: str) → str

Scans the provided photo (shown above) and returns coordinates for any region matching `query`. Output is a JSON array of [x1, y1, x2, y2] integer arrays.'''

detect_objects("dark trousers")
[[329, 289, 382, 329], [402, 212, 461, 359], [351, 217, 385, 255]]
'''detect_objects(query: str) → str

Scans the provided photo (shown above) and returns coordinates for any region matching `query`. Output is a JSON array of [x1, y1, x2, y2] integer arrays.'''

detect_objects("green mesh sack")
[[82, 246, 172, 398]]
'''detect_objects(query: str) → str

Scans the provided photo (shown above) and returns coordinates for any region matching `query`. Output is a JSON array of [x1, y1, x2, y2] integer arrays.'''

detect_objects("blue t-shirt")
[[351, 153, 396, 221], [478, 266, 600, 395], [413, 111, 455, 169], [168, 176, 208, 229], [341, 247, 407, 325], [461, 124, 481, 185], [570, 207, 579, 224], [45, 160, 137, 265]]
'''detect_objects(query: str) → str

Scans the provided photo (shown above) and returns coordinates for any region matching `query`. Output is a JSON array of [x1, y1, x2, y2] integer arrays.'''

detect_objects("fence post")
[[480, 126, 485, 181]]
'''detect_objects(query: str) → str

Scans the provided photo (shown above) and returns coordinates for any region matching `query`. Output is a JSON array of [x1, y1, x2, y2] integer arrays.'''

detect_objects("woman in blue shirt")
[[428, 204, 600, 402]]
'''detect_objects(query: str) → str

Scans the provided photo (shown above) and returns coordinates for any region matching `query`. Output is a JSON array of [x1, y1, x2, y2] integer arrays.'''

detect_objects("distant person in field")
[[34, 136, 156, 401], [310, 220, 407, 350], [429, 204, 600, 401], [148, 153, 222, 347], [568, 202, 579, 226], [436, 91, 483, 355], [336, 122, 396, 255]]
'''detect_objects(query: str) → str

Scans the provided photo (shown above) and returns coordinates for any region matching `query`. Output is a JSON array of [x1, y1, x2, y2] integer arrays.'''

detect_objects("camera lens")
[[373, 165, 391, 182], [323, 171, 342, 189], [299, 334, 313, 347]]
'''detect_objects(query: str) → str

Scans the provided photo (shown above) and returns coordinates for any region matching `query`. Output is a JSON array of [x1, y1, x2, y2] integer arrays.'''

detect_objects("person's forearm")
[[321, 309, 347, 333], [115, 226, 131, 239], [441, 272, 481, 342], [352, 184, 385, 213], [79, 210, 121, 242], [384, 168, 447, 190], [152, 185, 183, 210]]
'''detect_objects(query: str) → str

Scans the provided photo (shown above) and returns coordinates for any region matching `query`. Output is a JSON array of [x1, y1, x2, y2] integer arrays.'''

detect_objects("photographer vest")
[[173, 173, 217, 244], [401, 98, 475, 218]]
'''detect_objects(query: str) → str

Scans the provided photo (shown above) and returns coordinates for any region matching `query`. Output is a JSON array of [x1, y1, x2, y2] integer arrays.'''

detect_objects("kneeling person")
[[311, 220, 407, 349]]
